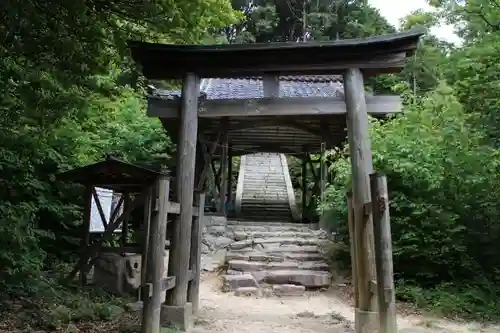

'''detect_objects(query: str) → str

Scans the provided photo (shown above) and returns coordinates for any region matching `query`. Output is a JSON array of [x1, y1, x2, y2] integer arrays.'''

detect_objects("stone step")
[[272, 284, 306, 296], [228, 259, 329, 272], [222, 273, 259, 291], [227, 225, 313, 233], [241, 201, 289, 206], [232, 230, 318, 240], [229, 237, 322, 250], [227, 221, 313, 228], [265, 270, 331, 287], [237, 213, 292, 219], [226, 249, 323, 260], [249, 269, 332, 287], [242, 191, 288, 195]]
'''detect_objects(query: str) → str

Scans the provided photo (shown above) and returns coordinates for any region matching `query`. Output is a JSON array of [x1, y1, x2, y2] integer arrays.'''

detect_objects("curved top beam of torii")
[[128, 28, 424, 79]]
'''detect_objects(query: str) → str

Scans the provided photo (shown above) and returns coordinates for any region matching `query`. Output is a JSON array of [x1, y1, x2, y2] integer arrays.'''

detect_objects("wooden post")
[[80, 185, 93, 285], [166, 72, 199, 306], [370, 173, 397, 333], [188, 192, 206, 313], [319, 142, 327, 229], [227, 146, 233, 208], [141, 186, 153, 293], [141, 177, 169, 333], [320, 142, 327, 201], [218, 118, 229, 215], [121, 193, 131, 250], [347, 191, 359, 309], [344, 67, 378, 333], [301, 155, 307, 222]]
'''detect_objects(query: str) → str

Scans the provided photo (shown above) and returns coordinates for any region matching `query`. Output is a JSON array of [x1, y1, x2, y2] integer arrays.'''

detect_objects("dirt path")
[[192, 273, 499, 333]]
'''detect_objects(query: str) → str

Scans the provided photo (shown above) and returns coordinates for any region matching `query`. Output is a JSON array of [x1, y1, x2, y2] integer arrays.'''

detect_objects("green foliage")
[[444, 33, 500, 146], [0, 0, 241, 304], [223, 0, 394, 43], [321, 83, 500, 317]]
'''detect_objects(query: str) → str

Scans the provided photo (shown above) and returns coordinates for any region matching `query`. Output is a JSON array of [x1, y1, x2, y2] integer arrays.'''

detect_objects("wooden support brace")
[[188, 192, 205, 314], [197, 134, 221, 191], [67, 187, 150, 281], [80, 186, 93, 285], [370, 172, 397, 333], [92, 187, 109, 229], [141, 176, 170, 333], [346, 191, 359, 309], [141, 186, 153, 290], [140, 276, 177, 300]]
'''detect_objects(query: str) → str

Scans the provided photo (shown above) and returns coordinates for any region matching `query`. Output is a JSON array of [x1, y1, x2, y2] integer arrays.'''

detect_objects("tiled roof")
[[151, 76, 344, 100]]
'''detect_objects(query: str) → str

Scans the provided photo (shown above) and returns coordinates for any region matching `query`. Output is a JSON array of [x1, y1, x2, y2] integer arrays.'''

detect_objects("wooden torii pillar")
[[344, 68, 378, 333], [164, 72, 200, 330]]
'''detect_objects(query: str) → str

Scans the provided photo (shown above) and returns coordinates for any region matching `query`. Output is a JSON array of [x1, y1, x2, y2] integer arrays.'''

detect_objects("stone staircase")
[[221, 220, 332, 296], [235, 153, 298, 221]]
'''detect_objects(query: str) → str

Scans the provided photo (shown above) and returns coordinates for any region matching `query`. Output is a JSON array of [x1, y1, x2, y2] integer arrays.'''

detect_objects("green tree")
[[222, 0, 394, 43]]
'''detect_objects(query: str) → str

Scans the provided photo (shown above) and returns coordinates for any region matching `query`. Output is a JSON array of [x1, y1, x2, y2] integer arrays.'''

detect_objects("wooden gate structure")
[[59, 156, 205, 333], [129, 29, 424, 333]]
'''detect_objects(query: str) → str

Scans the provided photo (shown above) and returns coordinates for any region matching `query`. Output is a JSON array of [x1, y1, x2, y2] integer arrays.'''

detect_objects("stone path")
[[217, 220, 332, 296], [237, 153, 296, 221]]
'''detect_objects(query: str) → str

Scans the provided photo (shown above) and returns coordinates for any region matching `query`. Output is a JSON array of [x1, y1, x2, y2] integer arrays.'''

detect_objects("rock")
[[234, 286, 262, 296], [296, 311, 315, 318], [272, 284, 305, 296], [228, 260, 265, 271], [206, 225, 228, 236], [65, 324, 80, 333], [250, 270, 270, 282], [225, 252, 248, 261], [202, 252, 226, 271], [299, 261, 330, 271], [229, 239, 254, 250], [226, 269, 244, 275], [201, 243, 211, 254], [203, 214, 227, 226], [265, 270, 331, 287], [203, 234, 233, 250], [248, 253, 284, 262], [222, 274, 259, 290], [267, 261, 300, 270], [263, 245, 319, 253], [125, 301, 143, 312]]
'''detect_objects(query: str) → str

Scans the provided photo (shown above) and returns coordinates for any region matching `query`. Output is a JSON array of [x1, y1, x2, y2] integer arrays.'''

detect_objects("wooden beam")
[[141, 176, 169, 333], [370, 173, 397, 333], [166, 72, 200, 306], [344, 68, 378, 332], [121, 193, 131, 249], [148, 95, 401, 118], [227, 146, 233, 207], [187, 193, 205, 314], [347, 191, 359, 309], [141, 187, 153, 289], [197, 134, 220, 191], [92, 187, 108, 229], [137, 50, 412, 80], [166, 201, 199, 216], [80, 186, 93, 285]]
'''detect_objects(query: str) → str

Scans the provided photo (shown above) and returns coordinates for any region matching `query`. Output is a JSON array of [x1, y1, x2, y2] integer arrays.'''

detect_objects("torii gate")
[[129, 29, 423, 333]]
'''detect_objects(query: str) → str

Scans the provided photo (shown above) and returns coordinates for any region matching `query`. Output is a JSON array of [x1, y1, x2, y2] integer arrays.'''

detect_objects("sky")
[[368, 0, 461, 44]]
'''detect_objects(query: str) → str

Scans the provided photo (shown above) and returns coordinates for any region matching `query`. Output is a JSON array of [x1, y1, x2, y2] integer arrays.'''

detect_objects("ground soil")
[[191, 272, 500, 333]]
